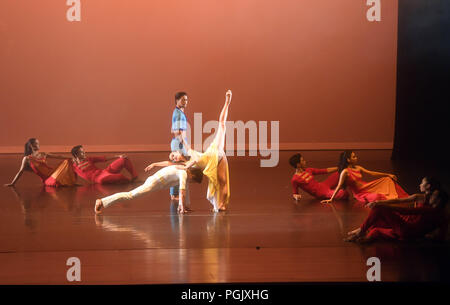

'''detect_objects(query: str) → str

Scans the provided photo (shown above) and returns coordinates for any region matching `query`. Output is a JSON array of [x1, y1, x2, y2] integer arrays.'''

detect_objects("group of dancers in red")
[[290, 151, 449, 243]]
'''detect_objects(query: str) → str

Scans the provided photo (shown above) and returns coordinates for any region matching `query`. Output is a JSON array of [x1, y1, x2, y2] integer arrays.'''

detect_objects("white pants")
[[101, 175, 165, 208]]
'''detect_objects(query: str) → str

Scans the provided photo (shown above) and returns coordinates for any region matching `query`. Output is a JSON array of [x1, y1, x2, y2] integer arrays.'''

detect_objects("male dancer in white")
[[94, 165, 203, 214]]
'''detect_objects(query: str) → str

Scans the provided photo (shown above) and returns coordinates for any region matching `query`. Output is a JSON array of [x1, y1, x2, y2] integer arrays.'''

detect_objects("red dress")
[[291, 168, 348, 200], [345, 168, 409, 205], [360, 203, 448, 241], [27, 155, 76, 187]]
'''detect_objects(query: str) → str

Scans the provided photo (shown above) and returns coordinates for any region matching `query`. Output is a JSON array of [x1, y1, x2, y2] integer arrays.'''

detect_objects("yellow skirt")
[[197, 140, 230, 208]]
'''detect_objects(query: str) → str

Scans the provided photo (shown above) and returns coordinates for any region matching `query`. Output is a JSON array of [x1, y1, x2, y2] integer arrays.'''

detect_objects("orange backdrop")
[[0, 0, 398, 152]]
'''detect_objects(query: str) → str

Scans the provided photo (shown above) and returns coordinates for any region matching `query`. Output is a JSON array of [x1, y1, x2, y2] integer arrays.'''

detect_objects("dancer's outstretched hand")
[[4, 183, 14, 187], [388, 174, 397, 181], [293, 194, 302, 201], [144, 164, 154, 172], [321, 199, 332, 204]]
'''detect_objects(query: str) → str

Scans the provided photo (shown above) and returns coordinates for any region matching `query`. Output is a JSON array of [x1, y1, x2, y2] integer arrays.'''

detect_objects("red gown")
[[345, 168, 409, 205], [291, 169, 348, 200], [27, 155, 76, 187], [360, 204, 448, 241]]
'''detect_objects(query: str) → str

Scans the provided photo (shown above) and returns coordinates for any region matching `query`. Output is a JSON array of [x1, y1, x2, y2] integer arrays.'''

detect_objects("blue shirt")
[[171, 107, 187, 132]]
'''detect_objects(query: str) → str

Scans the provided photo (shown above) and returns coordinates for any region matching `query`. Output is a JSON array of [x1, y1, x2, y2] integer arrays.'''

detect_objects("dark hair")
[[24, 138, 37, 156], [338, 150, 354, 173], [289, 153, 302, 169], [423, 176, 441, 193], [175, 92, 187, 105], [422, 177, 448, 207], [71, 145, 83, 158], [187, 167, 203, 184]]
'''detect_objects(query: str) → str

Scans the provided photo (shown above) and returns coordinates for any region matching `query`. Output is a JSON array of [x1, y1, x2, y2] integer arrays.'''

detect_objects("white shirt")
[[151, 165, 187, 190]]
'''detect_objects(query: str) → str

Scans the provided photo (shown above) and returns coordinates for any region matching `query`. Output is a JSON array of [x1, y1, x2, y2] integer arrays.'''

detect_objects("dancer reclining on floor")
[[321, 150, 409, 206], [345, 176, 449, 243], [94, 164, 204, 214], [289, 153, 348, 201], [5, 138, 76, 187], [71, 145, 138, 185]]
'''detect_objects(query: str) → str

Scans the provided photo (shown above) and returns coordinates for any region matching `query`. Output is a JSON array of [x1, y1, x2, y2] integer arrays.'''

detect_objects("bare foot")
[[94, 199, 104, 215]]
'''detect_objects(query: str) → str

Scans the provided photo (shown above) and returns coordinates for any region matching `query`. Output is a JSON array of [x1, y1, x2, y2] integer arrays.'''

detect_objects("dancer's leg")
[[215, 92, 232, 152], [106, 157, 138, 179], [217, 156, 229, 210], [95, 176, 159, 214], [96, 172, 130, 184]]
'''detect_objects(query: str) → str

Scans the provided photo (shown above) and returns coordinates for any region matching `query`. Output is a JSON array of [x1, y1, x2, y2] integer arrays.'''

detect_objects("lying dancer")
[[71, 145, 138, 184], [289, 153, 348, 201], [345, 177, 448, 242], [4, 138, 76, 187], [94, 165, 203, 214], [172, 90, 232, 212], [321, 151, 409, 205]]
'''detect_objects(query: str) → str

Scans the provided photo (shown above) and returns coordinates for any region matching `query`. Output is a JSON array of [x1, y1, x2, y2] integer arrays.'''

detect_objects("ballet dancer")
[[71, 145, 138, 184], [321, 150, 409, 205], [289, 153, 348, 201], [172, 90, 232, 212], [94, 164, 203, 214], [345, 177, 448, 242], [4, 138, 76, 187]]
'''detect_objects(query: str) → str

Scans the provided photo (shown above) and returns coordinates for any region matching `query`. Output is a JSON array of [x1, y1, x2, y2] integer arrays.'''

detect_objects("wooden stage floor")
[[0, 150, 449, 284]]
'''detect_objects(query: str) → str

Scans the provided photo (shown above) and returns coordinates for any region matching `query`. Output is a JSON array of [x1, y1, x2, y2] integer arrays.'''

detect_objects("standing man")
[[170, 92, 189, 200]]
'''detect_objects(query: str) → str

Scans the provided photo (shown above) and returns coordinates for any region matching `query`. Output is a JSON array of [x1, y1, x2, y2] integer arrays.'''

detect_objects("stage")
[[0, 150, 449, 284]]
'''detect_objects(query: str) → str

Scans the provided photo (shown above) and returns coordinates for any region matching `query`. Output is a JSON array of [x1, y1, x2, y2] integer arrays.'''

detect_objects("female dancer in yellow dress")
[[172, 90, 232, 212], [4, 138, 76, 187]]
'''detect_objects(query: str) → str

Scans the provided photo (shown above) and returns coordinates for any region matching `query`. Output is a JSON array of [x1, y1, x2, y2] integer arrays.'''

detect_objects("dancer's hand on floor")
[[365, 201, 378, 208], [293, 194, 302, 201], [321, 199, 332, 204], [4, 183, 14, 187]]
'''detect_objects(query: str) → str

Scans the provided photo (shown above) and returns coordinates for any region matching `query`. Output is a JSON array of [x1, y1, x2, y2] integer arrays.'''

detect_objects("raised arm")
[[4, 157, 28, 187], [321, 169, 348, 203], [358, 166, 397, 181]]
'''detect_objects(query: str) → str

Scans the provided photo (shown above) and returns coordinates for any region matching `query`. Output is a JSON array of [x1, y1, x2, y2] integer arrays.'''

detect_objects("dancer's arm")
[[365, 194, 422, 208], [46, 153, 70, 160], [327, 167, 338, 173], [321, 170, 348, 203], [358, 166, 397, 181], [144, 161, 179, 172], [4, 157, 28, 187]]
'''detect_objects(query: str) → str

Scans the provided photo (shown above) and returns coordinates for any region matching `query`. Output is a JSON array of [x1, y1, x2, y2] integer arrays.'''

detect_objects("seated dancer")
[[289, 153, 348, 201], [321, 150, 409, 205], [171, 90, 232, 212], [345, 177, 449, 242], [4, 138, 76, 187], [94, 164, 204, 214], [71, 145, 138, 184]]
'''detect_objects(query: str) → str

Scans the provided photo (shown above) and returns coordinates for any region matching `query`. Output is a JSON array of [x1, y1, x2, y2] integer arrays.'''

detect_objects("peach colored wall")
[[0, 0, 398, 152]]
